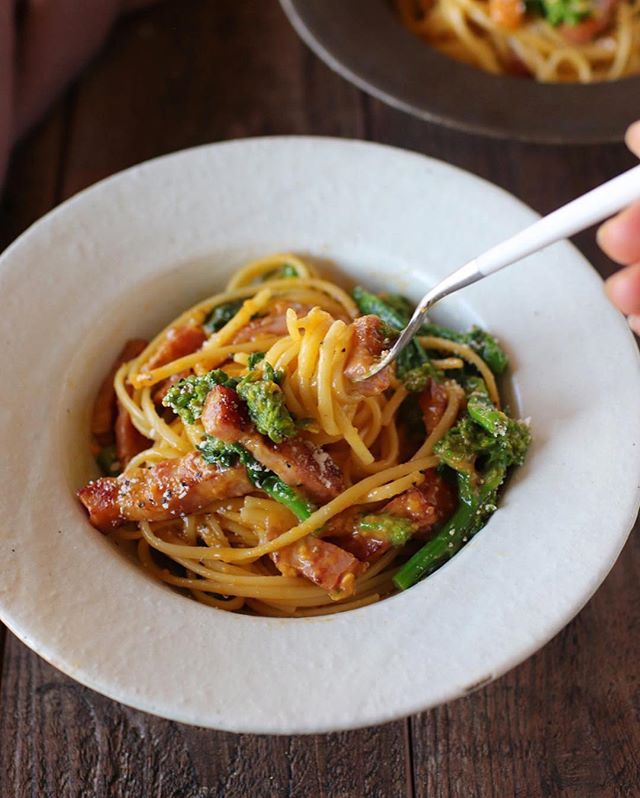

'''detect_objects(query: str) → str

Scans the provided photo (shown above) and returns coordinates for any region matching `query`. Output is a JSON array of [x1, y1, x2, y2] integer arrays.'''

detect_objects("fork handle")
[[474, 163, 640, 277], [357, 163, 640, 381]]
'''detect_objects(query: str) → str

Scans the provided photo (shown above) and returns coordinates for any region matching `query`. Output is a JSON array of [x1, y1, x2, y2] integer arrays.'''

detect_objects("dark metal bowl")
[[280, 0, 640, 144]]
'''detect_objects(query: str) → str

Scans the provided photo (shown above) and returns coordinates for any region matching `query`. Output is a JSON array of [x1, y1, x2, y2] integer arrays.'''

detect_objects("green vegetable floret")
[[357, 514, 414, 547], [162, 370, 238, 425], [261, 262, 300, 282], [203, 300, 243, 334], [198, 436, 245, 468], [420, 323, 508, 375], [162, 357, 298, 445], [247, 351, 266, 369], [432, 414, 495, 475], [351, 286, 508, 392], [401, 360, 443, 393], [528, 0, 593, 27], [465, 379, 530, 467], [393, 379, 531, 590], [378, 293, 414, 320], [352, 286, 408, 330], [236, 361, 297, 444], [199, 435, 315, 521]]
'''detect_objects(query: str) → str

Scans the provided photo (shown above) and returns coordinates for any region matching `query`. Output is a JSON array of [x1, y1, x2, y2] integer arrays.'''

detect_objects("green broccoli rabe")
[[260, 263, 300, 282], [393, 467, 501, 590], [420, 323, 508, 375], [352, 286, 508, 385], [393, 381, 530, 590], [352, 286, 438, 383], [198, 436, 244, 468], [466, 327, 508, 375], [236, 361, 297, 444], [162, 370, 238, 425], [378, 293, 414, 320], [357, 514, 414, 547], [527, 0, 593, 26], [432, 414, 495, 474], [464, 379, 530, 467], [352, 286, 409, 330], [203, 300, 243, 334], [401, 360, 444, 393], [163, 358, 297, 443], [199, 435, 315, 521], [247, 351, 266, 369]]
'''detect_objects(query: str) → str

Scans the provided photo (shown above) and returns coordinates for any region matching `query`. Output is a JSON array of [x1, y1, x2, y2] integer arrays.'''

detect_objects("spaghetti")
[[395, 0, 640, 82], [77, 254, 530, 616]]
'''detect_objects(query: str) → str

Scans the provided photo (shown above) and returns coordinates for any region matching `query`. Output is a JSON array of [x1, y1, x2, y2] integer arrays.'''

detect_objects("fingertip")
[[596, 218, 612, 250], [628, 314, 640, 336], [597, 202, 640, 265], [605, 263, 640, 316], [625, 121, 640, 157]]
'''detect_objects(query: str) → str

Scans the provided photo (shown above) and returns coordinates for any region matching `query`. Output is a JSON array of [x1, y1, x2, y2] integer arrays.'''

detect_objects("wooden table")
[[1, 3, 638, 796]]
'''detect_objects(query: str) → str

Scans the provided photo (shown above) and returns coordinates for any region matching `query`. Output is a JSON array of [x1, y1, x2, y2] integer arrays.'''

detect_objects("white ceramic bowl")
[[1, 137, 639, 734]]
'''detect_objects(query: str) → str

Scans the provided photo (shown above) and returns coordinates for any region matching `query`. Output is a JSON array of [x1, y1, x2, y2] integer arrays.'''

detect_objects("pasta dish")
[[78, 255, 530, 617], [395, 0, 640, 81]]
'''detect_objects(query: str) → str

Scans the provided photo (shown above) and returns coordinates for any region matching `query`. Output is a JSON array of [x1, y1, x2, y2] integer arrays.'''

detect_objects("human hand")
[[598, 122, 640, 334]]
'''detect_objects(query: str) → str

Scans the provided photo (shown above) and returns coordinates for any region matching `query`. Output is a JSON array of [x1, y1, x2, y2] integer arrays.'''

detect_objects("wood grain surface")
[[0, 2, 638, 796]]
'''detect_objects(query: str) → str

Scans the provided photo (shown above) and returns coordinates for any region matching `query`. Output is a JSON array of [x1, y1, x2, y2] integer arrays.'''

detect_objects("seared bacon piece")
[[328, 530, 390, 563], [202, 384, 252, 439], [325, 470, 457, 562], [77, 452, 253, 532], [560, 0, 617, 43], [115, 401, 151, 467], [344, 315, 393, 396], [91, 339, 147, 447], [202, 385, 344, 503], [383, 471, 456, 540], [489, 0, 524, 30], [272, 536, 365, 596], [230, 300, 313, 344], [145, 323, 207, 370], [418, 378, 449, 435], [246, 437, 344, 504]]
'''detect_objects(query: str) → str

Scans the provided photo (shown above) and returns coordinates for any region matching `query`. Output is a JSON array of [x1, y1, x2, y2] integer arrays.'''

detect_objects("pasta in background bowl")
[[395, 0, 640, 83], [280, 0, 640, 142], [0, 137, 638, 733]]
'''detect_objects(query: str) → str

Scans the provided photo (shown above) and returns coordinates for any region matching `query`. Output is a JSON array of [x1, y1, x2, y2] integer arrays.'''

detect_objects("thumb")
[[625, 121, 640, 159]]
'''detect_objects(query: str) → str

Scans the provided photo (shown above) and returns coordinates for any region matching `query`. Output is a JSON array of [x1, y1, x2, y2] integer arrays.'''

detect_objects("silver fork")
[[358, 164, 640, 381]]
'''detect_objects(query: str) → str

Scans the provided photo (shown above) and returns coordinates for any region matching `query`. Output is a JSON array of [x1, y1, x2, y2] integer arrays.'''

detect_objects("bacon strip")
[[560, 0, 617, 43], [91, 339, 147, 447], [202, 385, 344, 503], [78, 452, 253, 532], [323, 507, 389, 562], [344, 315, 393, 397], [383, 471, 456, 540], [198, 386, 359, 593], [418, 378, 449, 435], [145, 323, 207, 371], [272, 537, 365, 596], [325, 470, 457, 561], [115, 400, 151, 467], [489, 0, 524, 30], [230, 300, 312, 344]]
